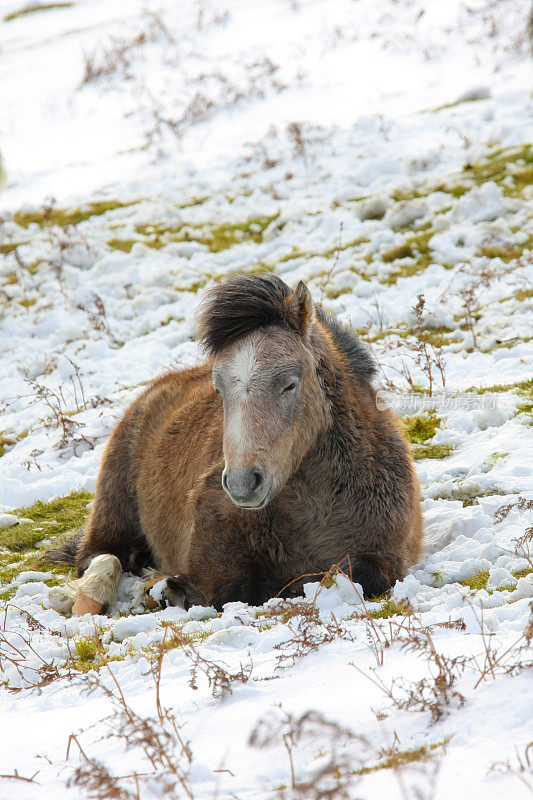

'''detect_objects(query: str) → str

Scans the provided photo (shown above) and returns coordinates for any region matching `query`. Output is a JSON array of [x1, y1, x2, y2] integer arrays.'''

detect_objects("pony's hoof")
[[72, 592, 103, 616], [161, 575, 206, 611]]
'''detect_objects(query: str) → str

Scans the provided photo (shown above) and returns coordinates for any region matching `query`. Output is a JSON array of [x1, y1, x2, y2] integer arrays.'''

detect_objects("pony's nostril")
[[222, 470, 229, 492], [251, 468, 264, 492]]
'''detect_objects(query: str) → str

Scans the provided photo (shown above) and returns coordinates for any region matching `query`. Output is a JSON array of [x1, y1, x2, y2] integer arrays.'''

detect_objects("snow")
[[0, 0, 532, 798]]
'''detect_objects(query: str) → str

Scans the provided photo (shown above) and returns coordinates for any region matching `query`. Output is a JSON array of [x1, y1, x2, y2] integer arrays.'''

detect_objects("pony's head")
[[196, 275, 331, 509]]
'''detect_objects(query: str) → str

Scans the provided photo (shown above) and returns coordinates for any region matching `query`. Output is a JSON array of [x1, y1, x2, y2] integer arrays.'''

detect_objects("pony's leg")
[[350, 553, 403, 598], [52, 411, 142, 616]]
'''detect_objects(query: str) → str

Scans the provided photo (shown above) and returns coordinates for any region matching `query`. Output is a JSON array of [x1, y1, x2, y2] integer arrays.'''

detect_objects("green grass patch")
[[480, 243, 531, 262], [460, 570, 489, 591], [0, 433, 16, 458], [69, 634, 126, 672], [355, 740, 448, 775], [391, 143, 532, 206], [514, 287, 533, 302], [13, 199, 133, 229], [0, 549, 70, 601], [0, 489, 92, 551], [360, 325, 460, 347], [382, 243, 412, 262], [108, 238, 137, 252], [368, 600, 413, 619], [74, 636, 98, 667], [150, 625, 213, 655], [412, 443, 455, 460], [465, 380, 533, 417], [517, 400, 533, 417], [431, 94, 488, 112], [402, 410, 441, 445], [467, 378, 532, 395], [0, 429, 28, 458], [129, 214, 280, 254], [460, 567, 533, 593], [461, 144, 533, 198], [381, 231, 434, 283], [4, 2, 73, 21], [391, 182, 468, 202], [0, 242, 26, 255]]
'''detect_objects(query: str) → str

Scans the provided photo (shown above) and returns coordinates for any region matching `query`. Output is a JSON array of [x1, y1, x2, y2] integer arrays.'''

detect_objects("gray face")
[[212, 329, 306, 510]]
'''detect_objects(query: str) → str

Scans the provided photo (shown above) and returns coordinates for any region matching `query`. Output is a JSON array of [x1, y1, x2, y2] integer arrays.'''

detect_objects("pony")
[[53, 275, 423, 615]]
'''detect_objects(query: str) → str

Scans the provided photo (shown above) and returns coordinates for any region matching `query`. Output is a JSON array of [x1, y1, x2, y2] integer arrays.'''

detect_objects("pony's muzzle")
[[222, 466, 270, 509]]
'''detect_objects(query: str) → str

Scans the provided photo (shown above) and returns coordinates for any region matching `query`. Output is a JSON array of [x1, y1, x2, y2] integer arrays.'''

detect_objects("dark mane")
[[316, 306, 377, 384], [196, 274, 376, 385], [196, 274, 293, 355]]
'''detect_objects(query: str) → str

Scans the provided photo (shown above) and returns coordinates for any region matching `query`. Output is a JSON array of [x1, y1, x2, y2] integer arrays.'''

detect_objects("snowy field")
[[0, 0, 532, 797]]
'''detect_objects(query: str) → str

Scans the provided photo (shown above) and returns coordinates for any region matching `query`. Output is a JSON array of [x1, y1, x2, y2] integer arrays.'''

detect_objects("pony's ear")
[[285, 280, 314, 335]]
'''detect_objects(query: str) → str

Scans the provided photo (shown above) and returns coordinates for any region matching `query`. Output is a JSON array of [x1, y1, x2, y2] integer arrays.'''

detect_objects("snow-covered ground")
[[0, 0, 532, 797]]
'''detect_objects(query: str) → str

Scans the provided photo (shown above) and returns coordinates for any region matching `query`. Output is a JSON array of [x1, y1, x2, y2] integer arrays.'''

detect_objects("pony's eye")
[[282, 381, 297, 394]]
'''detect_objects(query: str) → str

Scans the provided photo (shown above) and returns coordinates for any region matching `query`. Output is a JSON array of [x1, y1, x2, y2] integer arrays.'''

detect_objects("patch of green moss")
[[319, 237, 369, 259], [432, 94, 488, 112], [403, 410, 441, 445], [465, 381, 533, 418], [323, 286, 352, 299], [0, 242, 25, 255], [474, 381, 533, 422], [381, 231, 434, 283], [391, 182, 468, 202], [429, 477, 502, 506], [513, 567, 533, 581], [368, 600, 413, 619], [149, 627, 213, 655], [517, 400, 533, 417], [13, 199, 133, 229], [354, 740, 448, 775], [4, 2, 73, 21], [0, 429, 29, 461], [74, 637, 98, 665], [481, 244, 528, 262], [69, 634, 127, 672], [108, 238, 137, 252], [460, 567, 533, 593], [445, 184, 469, 198], [0, 433, 16, 458], [412, 443, 455, 460], [19, 297, 37, 308], [4, 271, 18, 285], [268, 237, 371, 267], [131, 214, 280, 254], [0, 490, 92, 551], [461, 144, 533, 198], [469, 379, 531, 395], [514, 287, 533, 302], [479, 234, 533, 264], [461, 488, 501, 507], [0, 549, 70, 601], [207, 216, 279, 252], [382, 243, 412, 262], [0, 561, 22, 586]]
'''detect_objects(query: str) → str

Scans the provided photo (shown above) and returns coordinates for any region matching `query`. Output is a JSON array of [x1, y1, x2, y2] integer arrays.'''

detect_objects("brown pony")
[[56, 275, 423, 615]]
